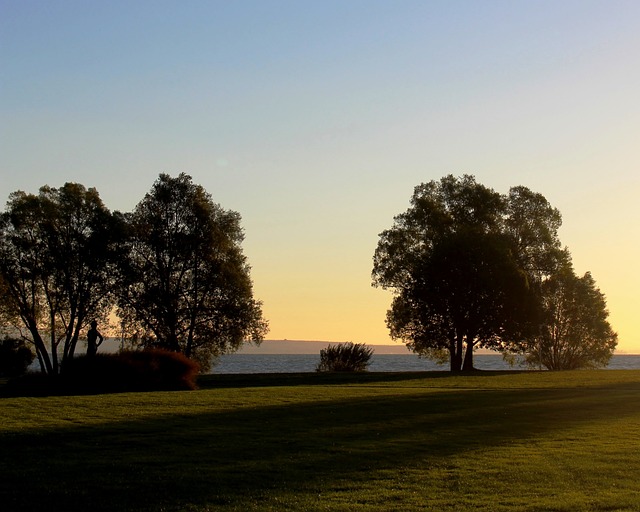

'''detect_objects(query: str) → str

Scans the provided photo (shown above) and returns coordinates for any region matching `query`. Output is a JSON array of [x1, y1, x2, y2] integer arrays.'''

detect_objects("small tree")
[[316, 342, 374, 372], [524, 264, 617, 370]]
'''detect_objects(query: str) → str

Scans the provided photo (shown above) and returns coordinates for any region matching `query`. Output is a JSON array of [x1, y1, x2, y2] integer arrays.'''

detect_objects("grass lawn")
[[1, 370, 640, 511]]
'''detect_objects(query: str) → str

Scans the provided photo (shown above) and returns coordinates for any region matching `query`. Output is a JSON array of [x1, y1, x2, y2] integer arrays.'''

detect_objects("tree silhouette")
[[0, 184, 125, 374], [373, 175, 563, 371], [524, 264, 617, 370], [115, 173, 268, 368]]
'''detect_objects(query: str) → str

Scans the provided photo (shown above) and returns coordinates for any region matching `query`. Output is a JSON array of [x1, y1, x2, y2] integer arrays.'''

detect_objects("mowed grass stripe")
[[1, 370, 639, 511]]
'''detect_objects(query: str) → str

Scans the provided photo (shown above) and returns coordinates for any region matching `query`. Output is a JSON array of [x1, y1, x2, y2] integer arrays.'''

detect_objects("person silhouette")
[[87, 320, 104, 357]]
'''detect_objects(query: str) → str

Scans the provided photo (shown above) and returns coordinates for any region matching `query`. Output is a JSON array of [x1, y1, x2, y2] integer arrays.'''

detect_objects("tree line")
[[0, 173, 616, 377], [0, 173, 268, 375]]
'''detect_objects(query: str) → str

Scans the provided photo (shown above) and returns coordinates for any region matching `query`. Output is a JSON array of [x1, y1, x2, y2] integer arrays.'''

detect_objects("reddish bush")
[[61, 349, 200, 393], [116, 349, 200, 391]]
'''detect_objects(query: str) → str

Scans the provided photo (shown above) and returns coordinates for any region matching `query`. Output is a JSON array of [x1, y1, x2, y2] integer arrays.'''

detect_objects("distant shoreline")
[[237, 340, 412, 355], [93, 338, 639, 356], [236, 340, 639, 356]]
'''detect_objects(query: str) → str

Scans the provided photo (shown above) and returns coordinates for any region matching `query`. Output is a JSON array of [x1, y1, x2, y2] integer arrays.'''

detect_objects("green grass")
[[2, 370, 640, 511]]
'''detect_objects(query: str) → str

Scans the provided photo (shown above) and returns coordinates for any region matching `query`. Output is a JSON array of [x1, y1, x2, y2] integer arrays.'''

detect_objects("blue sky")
[[2, 0, 639, 351]]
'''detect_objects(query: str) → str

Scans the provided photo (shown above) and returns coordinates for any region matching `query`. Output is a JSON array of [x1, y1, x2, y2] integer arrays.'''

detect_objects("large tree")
[[524, 264, 617, 370], [372, 175, 563, 371], [0, 183, 124, 375], [115, 173, 268, 367]]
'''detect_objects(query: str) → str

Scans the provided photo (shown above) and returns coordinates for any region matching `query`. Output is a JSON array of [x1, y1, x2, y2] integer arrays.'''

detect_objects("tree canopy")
[[0, 174, 268, 375], [0, 183, 124, 374], [524, 264, 617, 370], [115, 173, 268, 367], [372, 175, 564, 371], [0, 172, 618, 376]]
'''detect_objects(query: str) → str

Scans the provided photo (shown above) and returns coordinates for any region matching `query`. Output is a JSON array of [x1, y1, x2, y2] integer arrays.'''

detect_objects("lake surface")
[[210, 354, 640, 374], [29, 339, 640, 373]]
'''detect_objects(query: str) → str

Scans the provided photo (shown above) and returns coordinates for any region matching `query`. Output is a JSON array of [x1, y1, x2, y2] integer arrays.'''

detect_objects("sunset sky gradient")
[[2, 1, 639, 352]]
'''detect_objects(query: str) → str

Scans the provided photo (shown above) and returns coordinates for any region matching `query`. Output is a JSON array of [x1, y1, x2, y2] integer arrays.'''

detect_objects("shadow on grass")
[[197, 370, 527, 389], [0, 370, 526, 397], [1, 378, 640, 511]]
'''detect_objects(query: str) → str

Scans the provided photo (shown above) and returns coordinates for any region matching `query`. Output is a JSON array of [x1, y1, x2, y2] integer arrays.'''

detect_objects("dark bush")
[[115, 349, 201, 391], [61, 349, 200, 393], [3, 372, 54, 397], [60, 353, 131, 393], [3, 349, 200, 396], [316, 342, 374, 372], [0, 337, 34, 378]]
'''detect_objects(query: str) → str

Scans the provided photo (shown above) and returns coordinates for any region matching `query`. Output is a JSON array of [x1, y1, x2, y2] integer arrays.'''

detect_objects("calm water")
[[210, 354, 640, 374], [28, 340, 640, 373]]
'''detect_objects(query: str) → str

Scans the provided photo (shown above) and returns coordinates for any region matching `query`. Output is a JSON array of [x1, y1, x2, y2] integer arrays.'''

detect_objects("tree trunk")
[[462, 340, 475, 371], [448, 342, 457, 372], [27, 321, 53, 375], [167, 331, 180, 352], [450, 332, 464, 372], [67, 318, 83, 360], [35, 349, 46, 373], [50, 312, 59, 375]]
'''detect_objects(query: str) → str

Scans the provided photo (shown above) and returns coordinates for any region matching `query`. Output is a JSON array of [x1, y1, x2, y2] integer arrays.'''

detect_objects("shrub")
[[316, 342, 374, 372], [61, 349, 200, 393], [0, 337, 34, 378], [4, 372, 54, 397], [116, 349, 201, 391], [60, 354, 128, 393]]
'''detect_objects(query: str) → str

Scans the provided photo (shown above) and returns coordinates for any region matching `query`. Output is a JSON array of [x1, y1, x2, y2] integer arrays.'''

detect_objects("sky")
[[1, 0, 639, 352]]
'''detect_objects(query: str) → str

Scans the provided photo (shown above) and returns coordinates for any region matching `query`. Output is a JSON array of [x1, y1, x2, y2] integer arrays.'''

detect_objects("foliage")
[[0, 337, 34, 377], [391, 229, 539, 370], [504, 185, 564, 281], [411, 346, 450, 366], [373, 175, 563, 371], [115, 173, 268, 368], [316, 342, 374, 372], [0, 274, 13, 329], [60, 349, 200, 392], [523, 265, 617, 370], [2, 372, 640, 511], [7, 349, 200, 394], [0, 183, 125, 375]]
